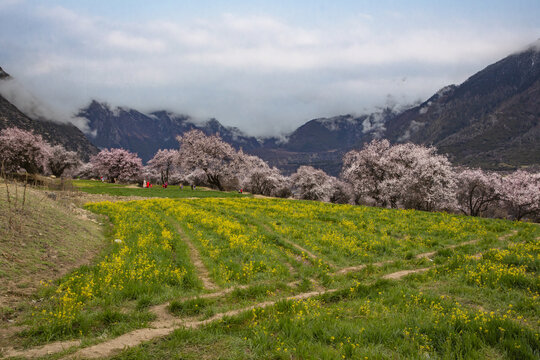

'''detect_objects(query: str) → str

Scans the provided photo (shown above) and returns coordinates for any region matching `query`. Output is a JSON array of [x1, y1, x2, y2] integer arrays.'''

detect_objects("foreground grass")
[[13, 195, 539, 358], [112, 232, 540, 359], [73, 179, 249, 199]]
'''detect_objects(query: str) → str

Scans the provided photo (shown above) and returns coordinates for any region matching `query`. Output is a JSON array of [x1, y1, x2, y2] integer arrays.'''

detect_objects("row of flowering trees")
[[341, 139, 540, 221], [1, 127, 539, 221], [0, 127, 79, 177]]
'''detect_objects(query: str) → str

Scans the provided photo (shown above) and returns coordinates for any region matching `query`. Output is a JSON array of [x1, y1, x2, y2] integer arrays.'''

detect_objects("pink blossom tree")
[[73, 162, 96, 179], [90, 148, 143, 183], [290, 166, 334, 202], [498, 170, 540, 221], [146, 149, 179, 184], [455, 169, 501, 216], [46, 145, 80, 177], [235, 151, 289, 196], [0, 127, 50, 174], [184, 168, 207, 187], [176, 130, 240, 191]]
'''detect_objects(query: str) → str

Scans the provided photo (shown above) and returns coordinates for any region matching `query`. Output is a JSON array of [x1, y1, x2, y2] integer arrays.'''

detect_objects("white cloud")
[[1, 4, 539, 136]]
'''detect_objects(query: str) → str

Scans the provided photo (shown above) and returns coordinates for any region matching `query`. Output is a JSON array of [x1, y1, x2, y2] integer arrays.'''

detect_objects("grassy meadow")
[[73, 179, 249, 199], [1, 181, 539, 359]]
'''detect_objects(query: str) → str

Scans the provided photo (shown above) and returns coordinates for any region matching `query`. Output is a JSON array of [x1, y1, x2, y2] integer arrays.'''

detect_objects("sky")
[[0, 0, 539, 136]]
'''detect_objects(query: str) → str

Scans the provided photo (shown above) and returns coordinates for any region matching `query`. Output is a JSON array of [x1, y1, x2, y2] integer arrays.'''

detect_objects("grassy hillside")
[[1, 185, 538, 359], [0, 181, 105, 349]]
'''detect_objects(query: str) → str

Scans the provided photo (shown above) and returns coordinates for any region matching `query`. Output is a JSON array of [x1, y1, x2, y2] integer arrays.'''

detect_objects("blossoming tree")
[[90, 148, 143, 183], [176, 130, 240, 191], [146, 149, 179, 184], [455, 169, 501, 216], [0, 127, 50, 174], [342, 139, 456, 211], [498, 170, 540, 221], [46, 145, 80, 177]]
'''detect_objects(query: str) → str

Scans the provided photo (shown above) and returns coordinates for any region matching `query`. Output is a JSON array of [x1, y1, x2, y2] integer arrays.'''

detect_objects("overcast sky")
[[0, 0, 539, 136]]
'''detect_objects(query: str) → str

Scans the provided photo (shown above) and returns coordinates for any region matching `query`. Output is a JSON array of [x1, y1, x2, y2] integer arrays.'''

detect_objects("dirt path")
[[67, 288, 337, 359], [2, 340, 80, 359], [335, 238, 484, 276], [172, 224, 218, 291], [415, 238, 480, 259], [260, 223, 333, 269], [3, 265, 429, 359], [382, 268, 429, 280], [333, 260, 392, 276]]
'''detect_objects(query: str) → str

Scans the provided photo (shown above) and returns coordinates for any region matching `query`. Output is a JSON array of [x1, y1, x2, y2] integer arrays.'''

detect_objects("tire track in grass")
[[67, 265, 431, 359], [414, 238, 480, 260], [68, 288, 338, 359]]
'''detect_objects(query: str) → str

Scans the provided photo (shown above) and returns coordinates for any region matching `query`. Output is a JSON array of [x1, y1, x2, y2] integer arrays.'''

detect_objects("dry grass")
[[0, 181, 105, 330]]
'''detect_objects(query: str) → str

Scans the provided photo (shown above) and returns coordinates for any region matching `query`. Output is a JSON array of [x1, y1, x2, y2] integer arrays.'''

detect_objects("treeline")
[[2, 127, 539, 222]]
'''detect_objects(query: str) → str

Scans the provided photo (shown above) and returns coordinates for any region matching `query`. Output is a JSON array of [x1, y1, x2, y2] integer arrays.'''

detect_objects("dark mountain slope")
[[0, 67, 98, 161], [79, 101, 261, 162], [384, 44, 540, 169]]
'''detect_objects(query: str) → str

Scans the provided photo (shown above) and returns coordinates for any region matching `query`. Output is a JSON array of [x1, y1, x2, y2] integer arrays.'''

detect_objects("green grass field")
[[2, 189, 539, 359], [73, 179, 249, 199]]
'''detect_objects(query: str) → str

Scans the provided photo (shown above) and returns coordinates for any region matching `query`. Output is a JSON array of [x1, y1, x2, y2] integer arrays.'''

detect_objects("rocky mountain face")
[[384, 43, 540, 169], [79, 101, 261, 163], [0, 67, 98, 161], [78, 41, 540, 174]]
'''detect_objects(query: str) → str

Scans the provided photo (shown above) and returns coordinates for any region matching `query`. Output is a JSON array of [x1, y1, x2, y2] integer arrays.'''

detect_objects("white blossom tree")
[[341, 139, 393, 206], [146, 149, 179, 184], [184, 168, 207, 187], [455, 169, 501, 216], [176, 130, 240, 191], [390, 143, 456, 211], [341, 140, 456, 211], [290, 166, 334, 202], [236, 151, 289, 196], [498, 170, 540, 221], [0, 127, 51, 174], [328, 177, 353, 204], [73, 162, 96, 179]]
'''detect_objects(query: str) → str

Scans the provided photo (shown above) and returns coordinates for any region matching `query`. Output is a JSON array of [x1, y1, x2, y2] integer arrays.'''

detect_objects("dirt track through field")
[[68, 288, 338, 359], [1, 230, 521, 359], [260, 223, 333, 269], [172, 224, 218, 291]]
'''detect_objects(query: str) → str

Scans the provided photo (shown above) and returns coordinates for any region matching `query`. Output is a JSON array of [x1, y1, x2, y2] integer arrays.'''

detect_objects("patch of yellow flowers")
[[34, 200, 189, 328]]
